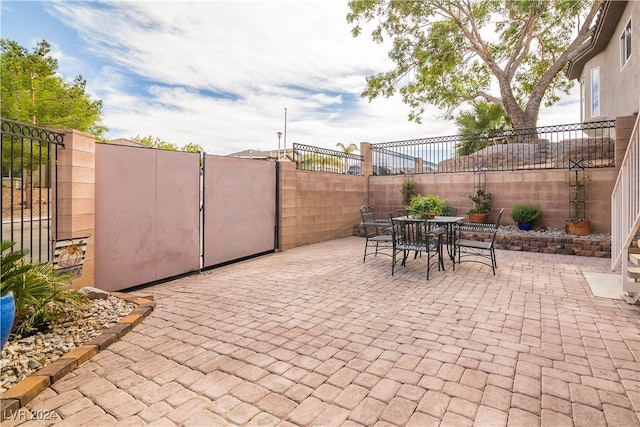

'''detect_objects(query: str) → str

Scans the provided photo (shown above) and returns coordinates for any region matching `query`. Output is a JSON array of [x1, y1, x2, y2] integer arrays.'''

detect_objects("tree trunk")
[[498, 79, 537, 130]]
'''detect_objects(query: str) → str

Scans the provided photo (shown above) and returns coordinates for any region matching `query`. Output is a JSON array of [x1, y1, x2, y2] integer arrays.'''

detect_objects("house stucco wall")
[[580, 2, 640, 122]]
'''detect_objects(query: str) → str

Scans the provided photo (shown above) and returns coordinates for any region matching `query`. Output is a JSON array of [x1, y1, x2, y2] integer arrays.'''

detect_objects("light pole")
[[277, 131, 283, 161], [283, 108, 287, 161]]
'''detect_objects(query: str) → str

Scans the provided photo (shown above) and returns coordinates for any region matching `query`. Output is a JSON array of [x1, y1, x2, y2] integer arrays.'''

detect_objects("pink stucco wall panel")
[[203, 155, 275, 267], [155, 150, 201, 280], [95, 144, 200, 291]]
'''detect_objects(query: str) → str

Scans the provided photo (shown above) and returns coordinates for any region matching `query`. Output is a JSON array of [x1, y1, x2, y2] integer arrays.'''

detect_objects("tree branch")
[[505, 4, 541, 79], [525, 0, 604, 117]]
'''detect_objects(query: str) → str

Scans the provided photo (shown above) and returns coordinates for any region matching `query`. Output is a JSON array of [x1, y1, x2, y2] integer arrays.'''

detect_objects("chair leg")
[[491, 248, 496, 275], [401, 250, 409, 266], [391, 250, 397, 275]]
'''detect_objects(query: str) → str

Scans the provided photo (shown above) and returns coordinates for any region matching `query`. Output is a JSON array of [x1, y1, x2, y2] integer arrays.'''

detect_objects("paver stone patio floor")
[[7, 236, 640, 426]]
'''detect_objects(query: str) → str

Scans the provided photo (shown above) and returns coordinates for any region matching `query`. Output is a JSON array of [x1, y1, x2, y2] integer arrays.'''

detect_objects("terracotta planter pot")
[[565, 220, 591, 236], [468, 213, 489, 224]]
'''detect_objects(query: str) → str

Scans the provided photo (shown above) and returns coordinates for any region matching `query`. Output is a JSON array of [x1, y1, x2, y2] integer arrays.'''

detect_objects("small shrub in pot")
[[510, 204, 542, 230]]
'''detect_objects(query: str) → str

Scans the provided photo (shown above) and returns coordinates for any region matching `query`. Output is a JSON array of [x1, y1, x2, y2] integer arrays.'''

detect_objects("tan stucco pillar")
[[53, 130, 95, 289], [360, 142, 372, 176]]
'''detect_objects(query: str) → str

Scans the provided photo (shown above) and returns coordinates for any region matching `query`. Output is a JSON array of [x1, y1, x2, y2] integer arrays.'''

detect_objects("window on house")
[[591, 67, 600, 117], [621, 19, 632, 68], [580, 78, 585, 121]]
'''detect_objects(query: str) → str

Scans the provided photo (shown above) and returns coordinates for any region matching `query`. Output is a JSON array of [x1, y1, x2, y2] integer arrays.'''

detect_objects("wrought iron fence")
[[371, 120, 616, 175], [1, 119, 64, 263], [293, 143, 363, 175]]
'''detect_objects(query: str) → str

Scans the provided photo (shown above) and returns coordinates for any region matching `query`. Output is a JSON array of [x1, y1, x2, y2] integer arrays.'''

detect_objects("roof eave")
[[566, 1, 628, 80]]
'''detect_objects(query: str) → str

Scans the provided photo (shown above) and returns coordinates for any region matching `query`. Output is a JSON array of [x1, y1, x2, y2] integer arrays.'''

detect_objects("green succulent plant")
[[1, 241, 88, 334]]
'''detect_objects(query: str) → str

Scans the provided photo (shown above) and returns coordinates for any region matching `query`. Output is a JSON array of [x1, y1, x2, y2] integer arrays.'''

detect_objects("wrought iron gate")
[[1, 119, 64, 263]]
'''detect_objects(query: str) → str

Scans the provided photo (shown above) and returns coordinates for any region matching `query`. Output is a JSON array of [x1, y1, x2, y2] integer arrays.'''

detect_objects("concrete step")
[[630, 253, 640, 266]]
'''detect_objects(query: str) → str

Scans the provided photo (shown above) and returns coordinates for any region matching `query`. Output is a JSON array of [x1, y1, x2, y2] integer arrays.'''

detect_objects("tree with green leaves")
[[181, 142, 204, 153], [455, 101, 511, 155], [0, 39, 105, 137], [336, 142, 359, 154], [347, 0, 602, 129], [131, 135, 204, 153], [131, 134, 179, 151]]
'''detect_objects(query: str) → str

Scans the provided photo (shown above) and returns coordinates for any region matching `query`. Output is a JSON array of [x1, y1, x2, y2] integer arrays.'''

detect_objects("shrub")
[[1, 241, 88, 334], [407, 194, 447, 215], [401, 180, 419, 205], [510, 204, 542, 224]]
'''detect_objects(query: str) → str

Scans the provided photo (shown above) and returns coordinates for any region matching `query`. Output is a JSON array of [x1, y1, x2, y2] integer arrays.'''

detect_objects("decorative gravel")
[[0, 295, 135, 393], [497, 225, 611, 241]]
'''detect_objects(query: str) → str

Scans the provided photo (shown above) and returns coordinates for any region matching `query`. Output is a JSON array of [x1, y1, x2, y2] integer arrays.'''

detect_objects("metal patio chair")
[[390, 209, 444, 279], [453, 208, 504, 275], [359, 205, 393, 262]]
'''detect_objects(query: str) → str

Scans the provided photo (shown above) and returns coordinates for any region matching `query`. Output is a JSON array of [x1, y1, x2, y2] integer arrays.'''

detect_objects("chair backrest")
[[456, 208, 504, 245], [389, 209, 438, 249], [360, 205, 376, 224], [489, 208, 504, 245], [441, 205, 458, 217], [389, 209, 411, 221], [495, 208, 504, 227], [361, 205, 389, 238], [390, 211, 419, 246]]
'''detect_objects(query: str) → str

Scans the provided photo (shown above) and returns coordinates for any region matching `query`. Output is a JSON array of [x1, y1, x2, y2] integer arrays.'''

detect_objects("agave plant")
[[1, 241, 88, 334]]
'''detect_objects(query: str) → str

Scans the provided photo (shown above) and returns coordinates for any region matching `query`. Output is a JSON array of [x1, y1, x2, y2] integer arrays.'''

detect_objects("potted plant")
[[0, 241, 18, 352], [510, 204, 542, 230], [566, 168, 591, 235], [467, 189, 492, 223], [407, 194, 447, 218]]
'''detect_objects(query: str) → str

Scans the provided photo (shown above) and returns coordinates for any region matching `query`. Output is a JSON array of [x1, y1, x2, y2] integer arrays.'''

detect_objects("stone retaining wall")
[[493, 233, 611, 257]]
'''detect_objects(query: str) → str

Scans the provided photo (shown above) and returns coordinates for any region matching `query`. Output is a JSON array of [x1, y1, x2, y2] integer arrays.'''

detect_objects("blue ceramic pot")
[[517, 221, 533, 231], [1, 291, 15, 352]]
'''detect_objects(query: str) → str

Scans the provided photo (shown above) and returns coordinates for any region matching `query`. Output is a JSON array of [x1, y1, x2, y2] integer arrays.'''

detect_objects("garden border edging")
[[0, 292, 155, 421]]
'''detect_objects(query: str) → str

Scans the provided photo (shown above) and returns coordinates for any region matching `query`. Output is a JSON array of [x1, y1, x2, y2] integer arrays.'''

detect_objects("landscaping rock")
[[77, 286, 109, 300]]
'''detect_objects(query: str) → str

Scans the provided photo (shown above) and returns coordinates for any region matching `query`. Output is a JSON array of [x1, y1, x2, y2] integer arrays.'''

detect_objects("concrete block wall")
[[367, 168, 616, 233], [279, 162, 368, 250]]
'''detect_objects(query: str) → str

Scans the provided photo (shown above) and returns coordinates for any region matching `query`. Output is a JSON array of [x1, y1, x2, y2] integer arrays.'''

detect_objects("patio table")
[[426, 216, 465, 263]]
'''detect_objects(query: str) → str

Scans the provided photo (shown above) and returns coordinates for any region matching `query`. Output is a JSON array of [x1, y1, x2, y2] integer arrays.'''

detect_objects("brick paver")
[[8, 237, 640, 425]]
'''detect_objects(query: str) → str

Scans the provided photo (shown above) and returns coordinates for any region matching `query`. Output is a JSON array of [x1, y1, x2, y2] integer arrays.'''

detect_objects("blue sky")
[[1, 1, 580, 155]]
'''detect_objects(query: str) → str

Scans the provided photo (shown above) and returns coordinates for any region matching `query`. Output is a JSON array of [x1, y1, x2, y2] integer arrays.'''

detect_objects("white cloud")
[[44, 0, 581, 155]]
